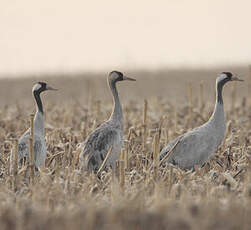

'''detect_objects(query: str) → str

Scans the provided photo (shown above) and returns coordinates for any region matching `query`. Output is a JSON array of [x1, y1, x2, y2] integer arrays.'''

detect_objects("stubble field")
[[0, 67, 250, 230]]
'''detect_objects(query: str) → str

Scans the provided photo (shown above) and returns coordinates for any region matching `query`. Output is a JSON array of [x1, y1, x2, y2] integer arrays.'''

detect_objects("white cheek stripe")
[[32, 83, 41, 92], [217, 74, 227, 83]]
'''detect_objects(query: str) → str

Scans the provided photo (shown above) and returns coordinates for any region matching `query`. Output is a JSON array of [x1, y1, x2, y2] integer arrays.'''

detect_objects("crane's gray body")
[[160, 72, 241, 170], [160, 103, 225, 170], [15, 82, 56, 168], [80, 71, 135, 173], [18, 111, 46, 167], [80, 119, 123, 172]]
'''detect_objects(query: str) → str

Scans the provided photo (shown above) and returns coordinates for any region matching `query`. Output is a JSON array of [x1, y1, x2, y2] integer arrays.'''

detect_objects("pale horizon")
[[1, 0, 251, 75]]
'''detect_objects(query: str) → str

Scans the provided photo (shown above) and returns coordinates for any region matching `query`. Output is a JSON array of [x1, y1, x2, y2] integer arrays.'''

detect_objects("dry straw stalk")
[[153, 132, 160, 180], [29, 114, 35, 184], [12, 139, 18, 191]]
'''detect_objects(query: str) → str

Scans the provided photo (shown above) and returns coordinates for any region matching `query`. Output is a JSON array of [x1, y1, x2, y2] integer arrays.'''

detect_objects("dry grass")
[[0, 67, 251, 230]]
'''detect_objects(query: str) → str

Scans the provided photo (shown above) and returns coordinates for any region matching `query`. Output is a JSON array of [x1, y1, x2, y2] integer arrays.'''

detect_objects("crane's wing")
[[160, 129, 216, 170], [18, 129, 31, 160], [80, 124, 119, 173], [159, 135, 183, 162], [18, 129, 43, 166]]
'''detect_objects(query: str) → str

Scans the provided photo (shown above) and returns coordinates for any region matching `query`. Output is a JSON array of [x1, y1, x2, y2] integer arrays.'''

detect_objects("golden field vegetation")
[[0, 67, 251, 230]]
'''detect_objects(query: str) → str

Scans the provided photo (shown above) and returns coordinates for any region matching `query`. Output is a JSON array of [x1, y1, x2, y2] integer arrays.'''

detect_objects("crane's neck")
[[33, 91, 45, 135], [33, 91, 43, 114], [216, 80, 224, 105], [208, 80, 225, 128], [108, 80, 123, 127]]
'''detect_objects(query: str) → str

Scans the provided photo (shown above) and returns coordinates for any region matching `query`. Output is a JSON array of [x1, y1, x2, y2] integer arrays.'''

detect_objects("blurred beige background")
[[1, 0, 251, 76]]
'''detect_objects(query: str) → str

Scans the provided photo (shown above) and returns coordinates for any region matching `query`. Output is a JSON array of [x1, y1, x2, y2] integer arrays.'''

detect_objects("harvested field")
[[0, 67, 250, 230]]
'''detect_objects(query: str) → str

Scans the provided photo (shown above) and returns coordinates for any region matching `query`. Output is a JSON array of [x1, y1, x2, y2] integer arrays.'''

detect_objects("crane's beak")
[[123, 76, 136, 81], [46, 85, 58, 91], [231, 75, 244, 82]]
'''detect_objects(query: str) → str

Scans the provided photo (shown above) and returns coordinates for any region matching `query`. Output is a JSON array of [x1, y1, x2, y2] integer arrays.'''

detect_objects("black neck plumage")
[[217, 79, 229, 104], [33, 91, 43, 113]]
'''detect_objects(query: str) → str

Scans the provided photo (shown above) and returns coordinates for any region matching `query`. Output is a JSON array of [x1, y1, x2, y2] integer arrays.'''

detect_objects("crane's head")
[[32, 82, 58, 94], [217, 72, 243, 85], [108, 71, 136, 83]]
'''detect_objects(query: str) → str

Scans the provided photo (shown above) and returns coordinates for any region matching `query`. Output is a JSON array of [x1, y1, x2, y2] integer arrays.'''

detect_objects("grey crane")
[[159, 72, 243, 170], [17, 82, 57, 168], [80, 71, 136, 173]]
